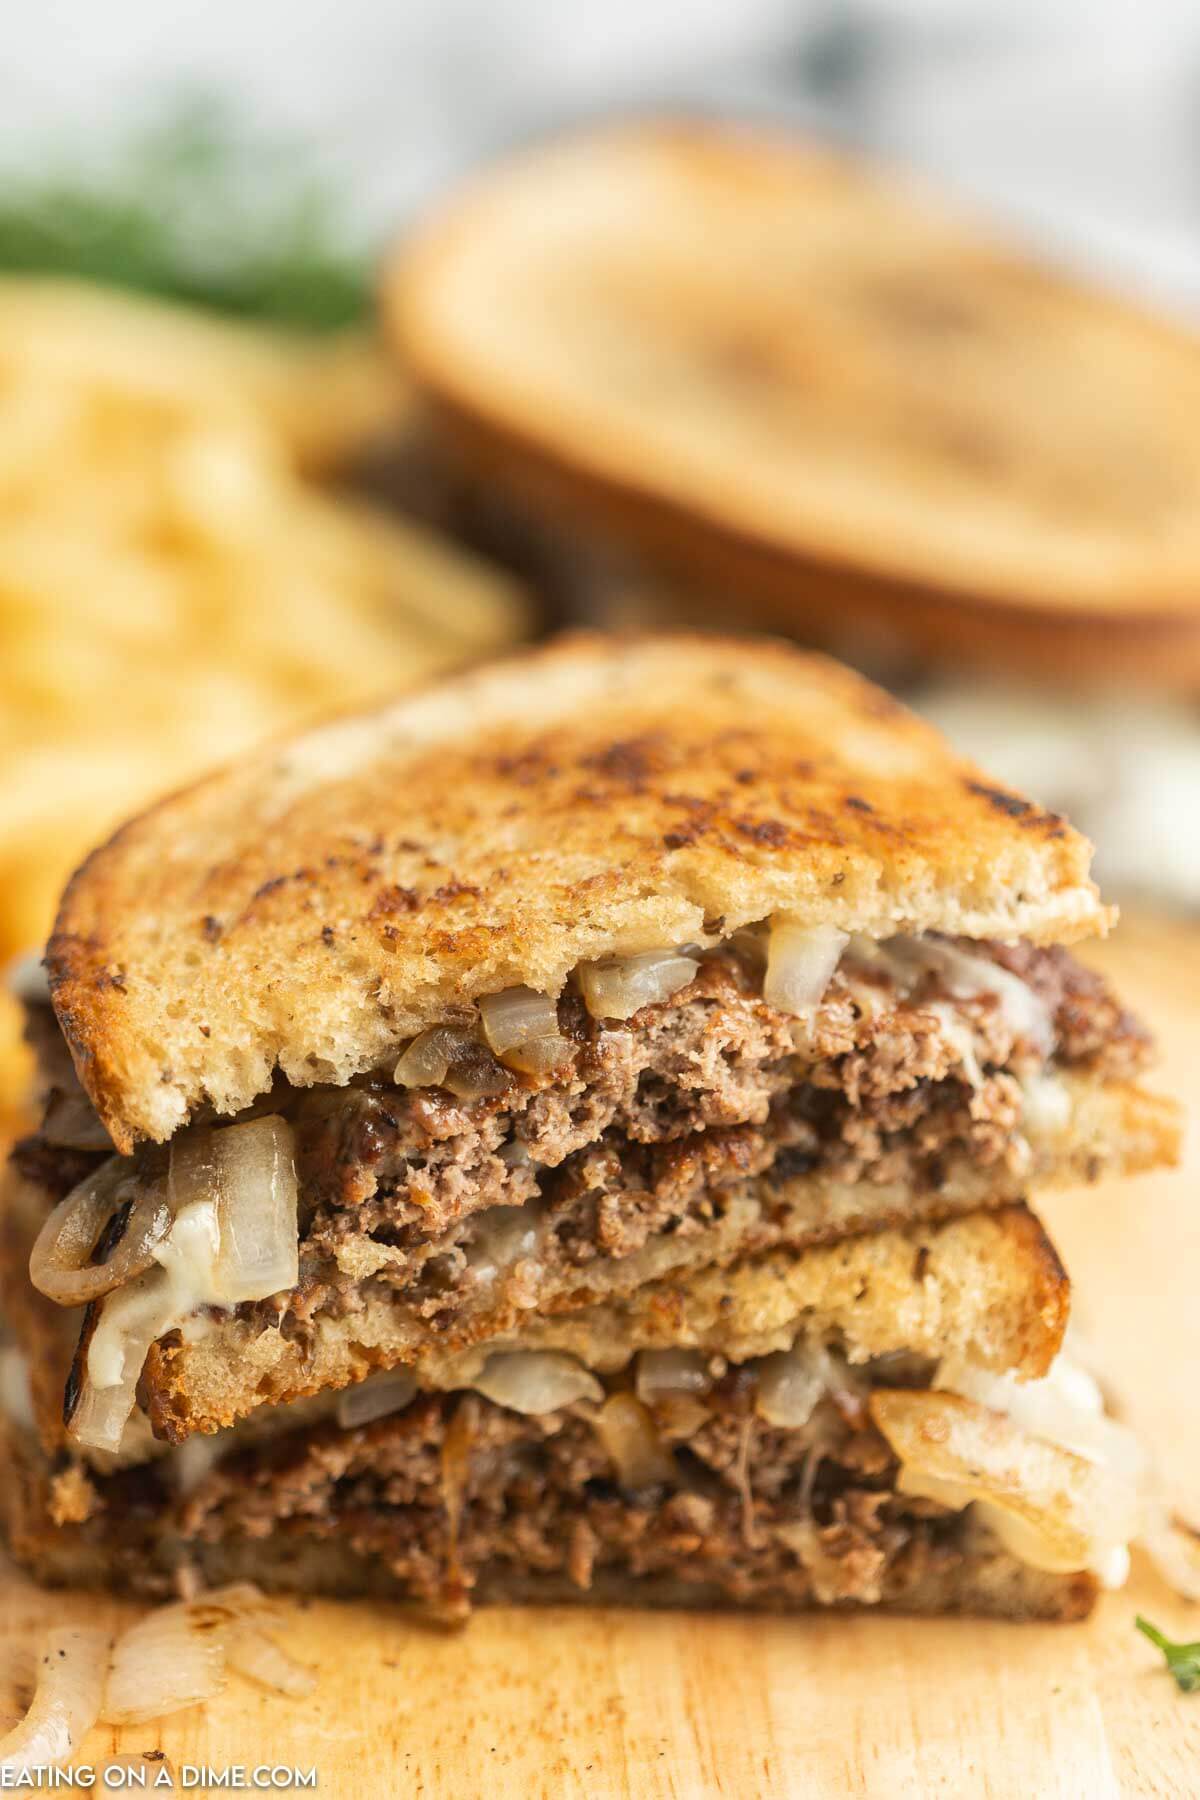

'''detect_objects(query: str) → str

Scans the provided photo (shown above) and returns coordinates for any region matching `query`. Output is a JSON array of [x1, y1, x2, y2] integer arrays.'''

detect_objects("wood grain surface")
[[1, 912, 1197, 1798]]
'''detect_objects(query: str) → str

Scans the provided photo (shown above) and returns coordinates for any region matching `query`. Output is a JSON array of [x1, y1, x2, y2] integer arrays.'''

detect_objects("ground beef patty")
[[57, 1367, 982, 1617], [17, 939, 1148, 1343]]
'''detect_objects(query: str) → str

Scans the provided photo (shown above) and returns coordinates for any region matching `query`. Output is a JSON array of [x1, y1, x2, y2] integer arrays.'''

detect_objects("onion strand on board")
[[102, 1585, 285, 1726], [0, 1625, 110, 1773], [225, 1627, 317, 1699]]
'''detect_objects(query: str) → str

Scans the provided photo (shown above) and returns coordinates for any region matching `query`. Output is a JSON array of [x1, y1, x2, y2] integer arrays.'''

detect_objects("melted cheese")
[[88, 1198, 225, 1391]]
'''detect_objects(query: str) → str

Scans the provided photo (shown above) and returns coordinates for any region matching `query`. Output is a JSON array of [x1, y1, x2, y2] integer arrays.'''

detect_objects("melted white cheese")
[[88, 1198, 225, 1391]]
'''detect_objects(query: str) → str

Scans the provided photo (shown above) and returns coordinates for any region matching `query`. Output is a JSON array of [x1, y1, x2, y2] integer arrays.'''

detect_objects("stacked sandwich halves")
[[0, 636, 1181, 1621]]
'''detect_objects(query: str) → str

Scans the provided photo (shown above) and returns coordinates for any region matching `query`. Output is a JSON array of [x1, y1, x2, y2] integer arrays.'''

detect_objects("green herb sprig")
[[1136, 1616, 1200, 1692], [0, 95, 371, 330]]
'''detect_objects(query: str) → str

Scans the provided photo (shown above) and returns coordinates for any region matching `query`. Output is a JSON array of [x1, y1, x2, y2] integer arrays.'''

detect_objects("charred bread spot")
[[431, 881, 483, 905], [251, 875, 290, 903], [733, 817, 789, 847], [580, 733, 669, 790], [200, 916, 223, 944], [367, 886, 420, 922]]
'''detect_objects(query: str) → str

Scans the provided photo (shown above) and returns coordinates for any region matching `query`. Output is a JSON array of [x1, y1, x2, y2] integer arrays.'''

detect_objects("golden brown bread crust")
[[390, 122, 1200, 685], [47, 633, 1107, 1150]]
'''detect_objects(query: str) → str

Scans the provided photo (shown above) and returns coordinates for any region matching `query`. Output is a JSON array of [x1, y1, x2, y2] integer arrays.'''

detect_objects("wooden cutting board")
[[2, 914, 1197, 1798]]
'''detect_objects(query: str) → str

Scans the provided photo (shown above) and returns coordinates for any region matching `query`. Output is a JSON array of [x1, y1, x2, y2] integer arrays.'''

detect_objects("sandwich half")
[[389, 121, 1200, 685], [6, 635, 1177, 1463], [0, 1201, 1147, 1622]]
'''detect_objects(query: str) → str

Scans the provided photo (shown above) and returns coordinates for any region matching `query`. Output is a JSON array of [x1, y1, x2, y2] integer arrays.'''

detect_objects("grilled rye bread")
[[12, 636, 1176, 1450], [390, 124, 1200, 683]]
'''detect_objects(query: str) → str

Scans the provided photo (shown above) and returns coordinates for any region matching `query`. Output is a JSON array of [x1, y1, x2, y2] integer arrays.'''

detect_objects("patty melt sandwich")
[[0, 635, 1180, 1619]]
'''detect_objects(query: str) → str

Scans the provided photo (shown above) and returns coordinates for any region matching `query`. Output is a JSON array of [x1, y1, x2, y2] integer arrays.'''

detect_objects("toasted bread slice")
[[390, 122, 1200, 684], [130, 1202, 1066, 1441], [46, 633, 1107, 1150]]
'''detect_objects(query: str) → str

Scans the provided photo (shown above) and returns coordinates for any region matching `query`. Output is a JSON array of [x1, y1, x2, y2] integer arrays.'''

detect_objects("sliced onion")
[[30, 1159, 172, 1307], [727, 925, 769, 967], [870, 1389, 1141, 1575], [73, 1267, 179, 1453], [471, 1350, 602, 1415], [577, 949, 698, 1021], [394, 1025, 476, 1088], [941, 1356, 1147, 1484], [850, 935, 1053, 1054], [336, 1369, 419, 1429], [1140, 1508, 1200, 1602], [442, 1042, 513, 1101], [225, 1627, 317, 1698], [102, 1586, 266, 1726], [464, 1204, 540, 1282], [764, 920, 848, 1020], [635, 1350, 711, 1404], [40, 1088, 113, 1151], [170, 1117, 299, 1305], [0, 1625, 110, 1773], [755, 1345, 843, 1429], [480, 986, 572, 1075], [593, 1392, 676, 1489]]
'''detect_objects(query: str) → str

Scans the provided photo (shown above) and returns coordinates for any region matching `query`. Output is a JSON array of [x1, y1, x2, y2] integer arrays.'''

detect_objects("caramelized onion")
[[870, 1389, 1140, 1576], [394, 1026, 510, 1099], [577, 949, 698, 1021], [0, 1626, 109, 1773], [442, 1041, 513, 1101], [471, 1350, 602, 1415], [30, 1160, 172, 1307], [942, 1356, 1147, 1483], [336, 1369, 419, 1430], [170, 1117, 299, 1305], [394, 1025, 473, 1088], [225, 1627, 317, 1698], [635, 1349, 711, 1403], [593, 1392, 676, 1489], [103, 1586, 268, 1726], [755, 1345, 840, 1429], [764, 920, 847, 1019], [480, 986, 571, 1075]]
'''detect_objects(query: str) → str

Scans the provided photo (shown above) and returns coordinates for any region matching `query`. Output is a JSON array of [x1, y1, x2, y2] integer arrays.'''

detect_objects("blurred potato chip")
[[0, 277, 529, 1120]]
